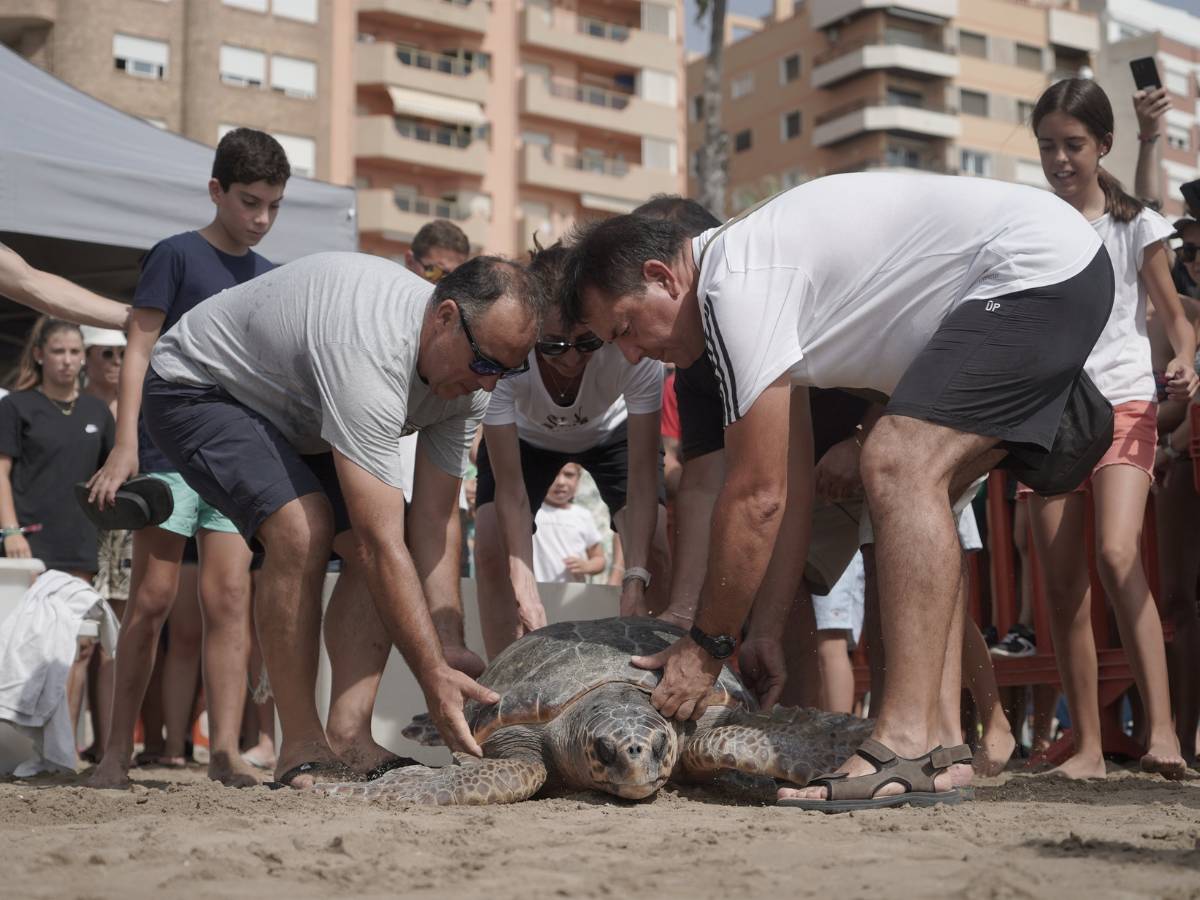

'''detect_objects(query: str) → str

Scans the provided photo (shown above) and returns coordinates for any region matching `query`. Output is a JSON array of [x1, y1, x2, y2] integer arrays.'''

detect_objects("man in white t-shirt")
[[532, 463, 605, 583], [562, 173, 1115, 811]]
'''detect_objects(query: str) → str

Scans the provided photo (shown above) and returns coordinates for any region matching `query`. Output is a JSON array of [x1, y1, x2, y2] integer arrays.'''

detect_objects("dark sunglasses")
[[98, 347, 124, 361], [457, 304, 529, 378], [536, 333, 604, 357], [418, 258, 447, 283], [1181, 243, 1199, 262]]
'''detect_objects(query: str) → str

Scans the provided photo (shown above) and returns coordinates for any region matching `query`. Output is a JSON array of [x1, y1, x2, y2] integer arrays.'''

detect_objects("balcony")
[[812, 97, 960, 147], [356, 42, 488, 104], [356, 188, 489, 247], [521, 75, 677, 142], [1047, 8, 1099, 54], [521, 7, 676, 71], [520, 145, 661, 208], [809, 0, 957, 31], [357, 0, 487, 35], [356, 115, 488, 176], [812, 39, 959, 88]]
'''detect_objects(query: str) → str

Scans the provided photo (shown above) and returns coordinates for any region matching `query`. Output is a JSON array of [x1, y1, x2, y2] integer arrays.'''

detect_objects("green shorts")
[[147, 471, 240, 537]]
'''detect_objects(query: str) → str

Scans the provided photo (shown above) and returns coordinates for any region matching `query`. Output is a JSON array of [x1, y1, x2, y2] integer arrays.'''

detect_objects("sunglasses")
[[1181, 243, 1199, 263], [418, 258, 447, 283], [536, 334, 605, 357], [457, 303, 529, 378], [98, 347, 124, 361]]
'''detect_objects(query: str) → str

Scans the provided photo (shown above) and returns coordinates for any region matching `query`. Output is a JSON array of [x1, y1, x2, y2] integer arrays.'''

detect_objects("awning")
[[580, 192, 637, 215], [386, 85, 487, 127]]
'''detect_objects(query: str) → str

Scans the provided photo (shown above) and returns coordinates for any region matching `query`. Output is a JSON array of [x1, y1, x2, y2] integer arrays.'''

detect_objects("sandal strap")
[[812, 741, 952, 801], [935, 744, 972, 767]]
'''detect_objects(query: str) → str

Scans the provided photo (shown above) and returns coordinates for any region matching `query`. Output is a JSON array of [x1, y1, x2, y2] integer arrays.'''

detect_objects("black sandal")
[[265, 760, 354, 791]]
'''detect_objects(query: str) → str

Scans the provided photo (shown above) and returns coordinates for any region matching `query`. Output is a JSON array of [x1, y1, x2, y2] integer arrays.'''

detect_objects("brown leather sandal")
[[777, 738, 964, 813]]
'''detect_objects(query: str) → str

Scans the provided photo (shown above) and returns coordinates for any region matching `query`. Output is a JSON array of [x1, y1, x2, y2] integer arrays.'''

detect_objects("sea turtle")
[[317, 617, 872, 805]]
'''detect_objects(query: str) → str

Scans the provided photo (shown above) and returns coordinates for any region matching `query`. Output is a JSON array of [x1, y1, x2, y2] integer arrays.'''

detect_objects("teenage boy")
[[87, 128, 290, 790], [405, 220, 470, 284]]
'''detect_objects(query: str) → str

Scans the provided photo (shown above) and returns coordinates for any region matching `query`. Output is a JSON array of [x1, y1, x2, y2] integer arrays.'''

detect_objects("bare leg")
[[323, 531, 399, 774], [161, 564, 201, 766], [1090, 465, 1185, 777], [83, 597, 123, 761], [255, 494, 341, 788], [194, 529, 259, 787], [87, 528, 186, 788], [780, 586, 820, 708], [780, 416, 1002, 803], [815, 632, 854, 713], [66, 640, 96, 761], [936, 556, 975, 788], [1028, 492, 1106, 779], [963, 617, 1016, 775], [473, 502, 524, 659], [241, 581, 277, 770], [612, 503, 672, 616], [861, 546, 884, 714]]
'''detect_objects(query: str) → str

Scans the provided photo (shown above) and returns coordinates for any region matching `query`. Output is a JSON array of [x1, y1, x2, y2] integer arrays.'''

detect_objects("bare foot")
[[1044, 753, 1107, 780], [1140, 742, 1187, 781], [974, 728, 1017, 777], [274, 738, 345, 791], [207, 752, 262, 788], [86, 759, 131, 790], [241, 748, 276, 771], [776, 741, 957, 803], [945, 763, 974, 789]]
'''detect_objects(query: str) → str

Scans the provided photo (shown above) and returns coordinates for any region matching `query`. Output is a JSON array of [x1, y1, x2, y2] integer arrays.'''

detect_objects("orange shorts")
[[1017, 399, 1156, 495]]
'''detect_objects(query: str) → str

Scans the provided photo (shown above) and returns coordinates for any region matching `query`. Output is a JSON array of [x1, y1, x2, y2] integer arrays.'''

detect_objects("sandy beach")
[[3, 764, 1198, 900]]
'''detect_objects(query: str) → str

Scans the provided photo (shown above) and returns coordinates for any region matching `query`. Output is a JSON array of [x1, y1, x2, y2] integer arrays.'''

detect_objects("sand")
[[3, 765, 1199, 900]]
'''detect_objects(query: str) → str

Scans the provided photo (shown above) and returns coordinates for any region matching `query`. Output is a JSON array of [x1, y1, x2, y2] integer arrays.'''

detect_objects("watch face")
[[712, 635, 736, 658]]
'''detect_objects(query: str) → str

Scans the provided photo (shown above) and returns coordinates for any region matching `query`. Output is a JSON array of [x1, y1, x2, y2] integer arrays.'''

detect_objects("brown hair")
[[212, 128, 291, 190], [1032, 78, 1143, 223], [9, 317, 83, 391], [412, 219, 470, 259]]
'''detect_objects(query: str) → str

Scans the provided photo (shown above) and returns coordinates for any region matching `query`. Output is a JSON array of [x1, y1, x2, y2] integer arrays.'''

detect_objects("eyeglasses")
[[98, 348, 124, 361], [457, 303, 529, 378], [536, 333, 605, 357], [418, 258, 447, 283], [1180, 243, 1199, 263]]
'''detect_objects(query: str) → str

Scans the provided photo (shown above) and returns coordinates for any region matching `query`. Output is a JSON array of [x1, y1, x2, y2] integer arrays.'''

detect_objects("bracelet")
[[622, 566, 651, 588], [1138, 133, 1160, 143], [1, 526, 22, 538]]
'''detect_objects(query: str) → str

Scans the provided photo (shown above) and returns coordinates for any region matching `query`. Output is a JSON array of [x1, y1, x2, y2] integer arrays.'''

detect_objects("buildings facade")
[[0, 0, 356, 183], [354, 0, 687, 259]]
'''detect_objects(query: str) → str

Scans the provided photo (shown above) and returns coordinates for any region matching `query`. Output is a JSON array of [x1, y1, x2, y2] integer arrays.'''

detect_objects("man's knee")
[[259, 497, 335, 574]]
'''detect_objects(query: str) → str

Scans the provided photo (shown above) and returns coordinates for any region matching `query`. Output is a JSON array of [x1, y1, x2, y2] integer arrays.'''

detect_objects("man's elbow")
[[730, 481, 786, 533]]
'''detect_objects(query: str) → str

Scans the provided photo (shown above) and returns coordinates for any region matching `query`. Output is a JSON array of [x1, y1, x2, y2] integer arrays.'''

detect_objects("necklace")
[[539, 358, 580, 406], [39, 387, 78, 416]]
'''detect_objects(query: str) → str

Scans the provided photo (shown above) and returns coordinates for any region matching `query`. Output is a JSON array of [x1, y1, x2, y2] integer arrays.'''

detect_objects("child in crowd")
[[86, 128, 290, 789], [1026, 78, 1197, 779], [532, 463, 605, 585]]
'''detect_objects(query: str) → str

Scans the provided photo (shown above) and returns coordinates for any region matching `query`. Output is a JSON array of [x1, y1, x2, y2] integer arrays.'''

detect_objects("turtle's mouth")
[[601, 775, 669, 800]]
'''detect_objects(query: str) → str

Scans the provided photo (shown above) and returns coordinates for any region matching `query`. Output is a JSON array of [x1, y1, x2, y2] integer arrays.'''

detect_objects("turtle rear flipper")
[[316, 755, 548, 805], [680, 706, 874, 786]]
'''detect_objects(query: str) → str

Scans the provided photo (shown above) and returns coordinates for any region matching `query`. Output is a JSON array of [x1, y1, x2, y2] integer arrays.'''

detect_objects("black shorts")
[[142, 371, 351, 542], [475, 420, 667, 529], [887, 247, 1116, 494]]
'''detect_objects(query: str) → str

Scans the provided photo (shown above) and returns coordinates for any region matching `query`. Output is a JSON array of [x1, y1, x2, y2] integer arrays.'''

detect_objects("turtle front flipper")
[[680, 706, 874, 787], [316, 754, 548, 805]]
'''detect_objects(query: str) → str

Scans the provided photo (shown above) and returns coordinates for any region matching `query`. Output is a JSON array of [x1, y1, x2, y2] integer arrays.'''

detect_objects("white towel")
[[0, 570, 120, 775]]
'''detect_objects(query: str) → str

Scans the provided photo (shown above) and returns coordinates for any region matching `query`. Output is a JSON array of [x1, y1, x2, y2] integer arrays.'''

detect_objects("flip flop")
[[264, 760, 355, 791], [75, 475, 173, 531], [778, 739, 964, 813], [359, 755, 422, 781]]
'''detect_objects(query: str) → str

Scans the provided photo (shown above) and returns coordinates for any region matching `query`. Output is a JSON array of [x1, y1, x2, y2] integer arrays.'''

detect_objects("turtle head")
[[558, 684, 679, 800]]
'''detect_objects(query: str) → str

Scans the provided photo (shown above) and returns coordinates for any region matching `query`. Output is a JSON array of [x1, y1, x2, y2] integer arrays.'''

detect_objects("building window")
[[1015, 44, 1042, 71], [689, 149, 701, 178], [958, 30, 986, 59], [113, 33, 169, 80], [690, 94, 704, 123], [781, 110, 802, 141], [1017, 100, 1035, 124], [223, 0, 268, 10], [731, 73, 755, 100], [887, 87, 924, 108], [959, 89, 988, 117], [270, 54, 317, 98], [273, 132, 315, 177], [960, 149, 992, 177], [219, 44, 266, 88], [734, 129, 752, 153], [1165, 67, 1190, 96], [780, 52, 801, 85], [1168, 124, 1191, 152], [272, 0, 318, 22]]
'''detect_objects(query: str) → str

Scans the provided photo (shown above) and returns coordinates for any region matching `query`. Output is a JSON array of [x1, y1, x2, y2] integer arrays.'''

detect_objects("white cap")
[[80, 326, 126, 348]]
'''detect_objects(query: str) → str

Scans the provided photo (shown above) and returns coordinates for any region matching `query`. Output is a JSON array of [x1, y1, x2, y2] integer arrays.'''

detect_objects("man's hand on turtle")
[[422, 665, 500, 757], [631, 636, 722, 721], [737, 636, 787, 708]]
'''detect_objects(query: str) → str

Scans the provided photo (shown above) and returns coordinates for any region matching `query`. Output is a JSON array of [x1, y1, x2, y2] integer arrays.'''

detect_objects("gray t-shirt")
[[150, 252, 486, 489]]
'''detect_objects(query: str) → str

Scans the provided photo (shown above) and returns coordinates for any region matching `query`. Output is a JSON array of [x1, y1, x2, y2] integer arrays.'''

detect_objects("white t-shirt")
[[693, 173, 1103, 425], [532, 503, 602, 583], [483, 343, 663, 452], [1085, 209, 1173, 406]]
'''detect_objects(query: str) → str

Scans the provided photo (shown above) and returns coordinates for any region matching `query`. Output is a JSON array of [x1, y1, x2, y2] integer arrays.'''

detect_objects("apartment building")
[[1084, 0, 1200, 219], [353, 0, 687, 259], [0, 0, 355, 183], [686, 0, 1103, 212]]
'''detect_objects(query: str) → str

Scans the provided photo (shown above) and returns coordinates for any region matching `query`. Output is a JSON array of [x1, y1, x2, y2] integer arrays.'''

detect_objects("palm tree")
[[694, 0, 728, 219]]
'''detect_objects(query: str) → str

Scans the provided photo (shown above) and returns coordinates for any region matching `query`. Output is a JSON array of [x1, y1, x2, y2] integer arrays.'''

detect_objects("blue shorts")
[[142, 370, 350, 542]]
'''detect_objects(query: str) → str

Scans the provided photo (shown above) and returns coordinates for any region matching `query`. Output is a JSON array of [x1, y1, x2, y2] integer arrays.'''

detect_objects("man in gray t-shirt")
[[143, 253, 541, 789]]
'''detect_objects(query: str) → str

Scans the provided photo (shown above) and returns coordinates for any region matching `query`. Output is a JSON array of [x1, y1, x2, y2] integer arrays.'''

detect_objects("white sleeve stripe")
[[702, 297, 741, 426]]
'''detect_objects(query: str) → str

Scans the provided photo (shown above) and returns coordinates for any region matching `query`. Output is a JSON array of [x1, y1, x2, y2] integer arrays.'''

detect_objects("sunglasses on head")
[[456, 303, 529, 378], [536, 333, 604, 357], [419, 258, 447, 283], [1181, 243, 1199, 263]]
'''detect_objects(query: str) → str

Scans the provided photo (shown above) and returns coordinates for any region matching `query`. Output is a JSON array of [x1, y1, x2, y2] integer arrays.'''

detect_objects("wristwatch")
[[689, 624, 737, 660]]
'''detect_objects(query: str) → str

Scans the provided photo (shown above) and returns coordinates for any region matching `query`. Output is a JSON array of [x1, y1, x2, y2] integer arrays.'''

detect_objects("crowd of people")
[[0, 76, 1197, 809]]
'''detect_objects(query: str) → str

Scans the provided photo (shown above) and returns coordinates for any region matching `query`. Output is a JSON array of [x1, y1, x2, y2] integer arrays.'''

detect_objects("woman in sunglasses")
[[472, 242, 671, 658]]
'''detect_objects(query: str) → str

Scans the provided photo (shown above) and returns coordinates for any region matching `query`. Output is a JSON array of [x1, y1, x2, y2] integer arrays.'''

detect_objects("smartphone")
[[1130, 56, 1162, 91], [1180, 179, 1200, 216]]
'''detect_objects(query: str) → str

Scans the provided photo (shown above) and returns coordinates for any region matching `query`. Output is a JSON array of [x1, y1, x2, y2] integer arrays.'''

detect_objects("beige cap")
[[80, 326, 126, 348]]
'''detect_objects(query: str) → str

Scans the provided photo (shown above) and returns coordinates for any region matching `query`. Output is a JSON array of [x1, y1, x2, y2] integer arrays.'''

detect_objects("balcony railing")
[[564, 153, 631, 177], [547, 77, 633, 111], [396, 46, 486, 76], [815, 33, 954, 66], [392, 191, 469, 220], [815, 94, 951, 126], [577, 15, 631, 42], [394, 118, 474, 149]]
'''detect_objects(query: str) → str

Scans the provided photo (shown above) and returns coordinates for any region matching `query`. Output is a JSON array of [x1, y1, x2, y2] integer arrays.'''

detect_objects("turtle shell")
[[467, 617, 755, 744]]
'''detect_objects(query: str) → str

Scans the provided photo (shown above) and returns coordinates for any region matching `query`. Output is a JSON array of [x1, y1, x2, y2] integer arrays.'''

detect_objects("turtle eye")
[[594, 737, 617, 766], [651, 731, 669, 761]]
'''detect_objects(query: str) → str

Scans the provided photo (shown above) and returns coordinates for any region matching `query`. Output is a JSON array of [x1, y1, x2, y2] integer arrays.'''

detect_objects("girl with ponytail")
[[1022, 78, 1198, 778]]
